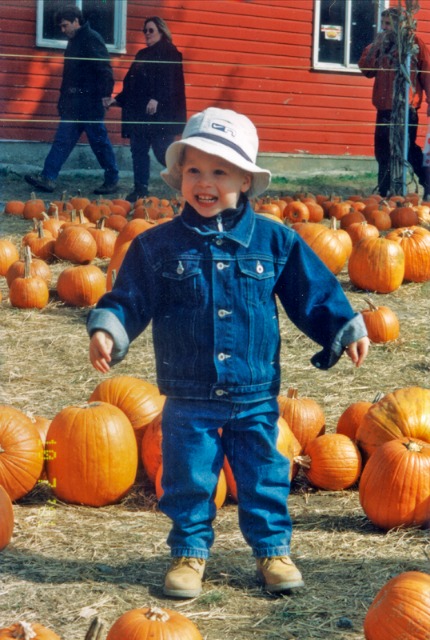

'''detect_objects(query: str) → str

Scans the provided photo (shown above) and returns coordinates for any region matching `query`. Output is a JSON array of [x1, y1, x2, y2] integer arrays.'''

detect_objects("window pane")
[[318, 0, 345, 65], [351, 0, 379, 64], [42, 0, 69, 40], [83, 0, 115, 45]]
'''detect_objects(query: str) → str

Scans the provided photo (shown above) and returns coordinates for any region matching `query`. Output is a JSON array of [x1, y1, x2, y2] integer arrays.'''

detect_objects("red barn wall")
[[1, 0, 430, 157]]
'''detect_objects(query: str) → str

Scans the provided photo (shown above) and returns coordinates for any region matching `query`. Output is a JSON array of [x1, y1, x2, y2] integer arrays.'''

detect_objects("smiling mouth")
[[196, 195, 217, 204]]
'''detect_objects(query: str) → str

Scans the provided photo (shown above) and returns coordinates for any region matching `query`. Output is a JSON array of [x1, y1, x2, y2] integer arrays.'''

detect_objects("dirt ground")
[[0, 166, 429, 640]]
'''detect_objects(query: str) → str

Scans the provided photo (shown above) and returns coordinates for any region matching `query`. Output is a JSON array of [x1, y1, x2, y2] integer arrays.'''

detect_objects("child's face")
[[181, 147, 252, 217]]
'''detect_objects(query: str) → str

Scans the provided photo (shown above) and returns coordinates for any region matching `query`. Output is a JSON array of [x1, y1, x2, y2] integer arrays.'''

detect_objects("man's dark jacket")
[[114, 38, 187, 137], [58, 21, 114, 121]]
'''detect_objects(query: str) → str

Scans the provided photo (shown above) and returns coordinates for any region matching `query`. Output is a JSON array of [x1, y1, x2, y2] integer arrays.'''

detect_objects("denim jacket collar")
[[180, 195, 255, 248]]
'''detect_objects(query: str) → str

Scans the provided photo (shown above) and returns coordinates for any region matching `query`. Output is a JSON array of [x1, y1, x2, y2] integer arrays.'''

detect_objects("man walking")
[[25, 5, 119, 194], [358, 7, 430, 198]]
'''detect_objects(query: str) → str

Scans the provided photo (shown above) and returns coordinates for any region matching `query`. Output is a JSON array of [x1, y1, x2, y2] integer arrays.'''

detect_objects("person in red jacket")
[[358, 7, 430, 198]]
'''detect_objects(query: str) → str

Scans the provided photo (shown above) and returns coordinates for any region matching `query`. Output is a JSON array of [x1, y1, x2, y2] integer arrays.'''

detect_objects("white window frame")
[[36, 0, 127, 53], [313, 0, 389, 72]]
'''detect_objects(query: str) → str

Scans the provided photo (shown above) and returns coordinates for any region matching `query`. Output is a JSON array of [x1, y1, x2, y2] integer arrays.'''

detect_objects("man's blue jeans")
[[42, 120, 119, 184], [159, 397, 293, 559]]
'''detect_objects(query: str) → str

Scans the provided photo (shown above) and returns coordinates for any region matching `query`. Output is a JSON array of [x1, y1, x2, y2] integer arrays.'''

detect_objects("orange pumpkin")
[[356, 386, 430, 461], [54, 226, 97, 264], [278, 388, 325, 450], [9, 246, 50, 310], [0, 485, 14, 551], [363, 571, 430, 640], [361, 297, 400, 343], [56, 264, 106, 307], [141, 413, 163, 483], [0, 240, 20, 277], [385, 226, 430, 283], [106, 606, 202, 640], [359, 438, 430, 530], [336, 400, 373, 440], [0, 622, 62, 639], [46, 402, 138, 507], [348, 237, 405, 293], [0, 405, 44, 500], [283, 200, 310, 223], [297, 433, 362, 490], [292, 221, 349, 275]]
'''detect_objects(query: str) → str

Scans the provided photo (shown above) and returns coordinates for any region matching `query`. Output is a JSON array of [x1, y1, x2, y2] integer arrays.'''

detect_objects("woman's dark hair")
[[144, 16, 172, 42], [55, 5, 84, 26], [381, 7, 400, 21]]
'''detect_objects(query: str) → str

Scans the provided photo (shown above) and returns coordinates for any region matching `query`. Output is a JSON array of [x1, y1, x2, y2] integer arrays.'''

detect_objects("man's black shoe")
[[93, 182, 119, 195], [126, 185, 148, 203], [24, 173, 56, 193]]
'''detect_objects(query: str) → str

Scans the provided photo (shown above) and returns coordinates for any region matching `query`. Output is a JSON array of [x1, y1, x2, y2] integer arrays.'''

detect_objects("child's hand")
[[345, 336, 370, 368], [89, 330, 114, 373]]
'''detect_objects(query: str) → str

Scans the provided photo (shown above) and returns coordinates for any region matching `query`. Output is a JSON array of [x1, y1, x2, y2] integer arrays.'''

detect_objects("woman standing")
[[111, 17, 186, 202]]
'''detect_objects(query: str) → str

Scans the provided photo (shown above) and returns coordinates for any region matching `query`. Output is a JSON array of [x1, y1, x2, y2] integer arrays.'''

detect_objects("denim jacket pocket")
[[160, 258, 203, 307], [237, 258, 275, 306]]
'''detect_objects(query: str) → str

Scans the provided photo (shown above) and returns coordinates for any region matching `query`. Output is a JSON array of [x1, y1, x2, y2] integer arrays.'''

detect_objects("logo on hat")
[[211, 122, 236, 137]]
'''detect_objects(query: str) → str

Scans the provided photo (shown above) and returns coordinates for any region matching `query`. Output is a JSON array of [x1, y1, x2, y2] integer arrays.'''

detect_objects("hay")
[[0, 170, 429, 639]]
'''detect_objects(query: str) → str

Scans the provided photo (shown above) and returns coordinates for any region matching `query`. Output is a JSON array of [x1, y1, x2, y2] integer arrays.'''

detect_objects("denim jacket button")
[[216, 262, 226, 270], [215, 238, 223, 246], [218, 352, 226, 361], [218, 309, 228, 318], [215, 389, 226, 396]]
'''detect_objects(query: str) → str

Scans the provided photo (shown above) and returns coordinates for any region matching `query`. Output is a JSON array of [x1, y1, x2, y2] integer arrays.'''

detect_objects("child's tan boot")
[[163, 557, 206, 598], [256, 556, 304, 593]]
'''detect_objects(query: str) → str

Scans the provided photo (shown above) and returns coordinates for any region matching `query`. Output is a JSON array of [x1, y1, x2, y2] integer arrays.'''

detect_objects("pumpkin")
[[111, 197, 132, 216], [9, 246, 50, 310], [292, 221, 349, 274], [348, 237, 405, 293], [23, 193, 46, 221], [296, 433, 362, 490], [156, 462, 227, 510], [345, 221, 379, 246], [389, 201, 419, 228], [114, 219, 153, 253], [54, 225, 97, 264], [359, 438, 430, 529], [106, 240, 131, 291], [70, 194, 91, 211], [106, 606, 203, 640], [0, 485, 14, 551], [6, 252, 52, 288], [339, 209, 365, 229], [0, 405, 44, 500], [283, 200, 310, 223], [223, 416, 302, 501], [141, 413, 163, 483], [363, 571, 430, 640], [56, 264, 106, 307], [361, 297, 400, 343], [0, 622, 62, 639], [336, 400, 374, 440], [87, 218, 117, 259], [356, 386, 430, 461], [41, 210, 65, 239], [104, 213, 128, 232], [84, 201, 111, 224], [89, 375, 165, 434], [363, 204, 392, 230], [4, 200, 25, 216], [278, 388, 325, 450], [327, 201, 352, 220], [46, 401, 138, 507], [0, 239, 20, 277], [385, 226, 430, 283], [22, 221, 55, 262]]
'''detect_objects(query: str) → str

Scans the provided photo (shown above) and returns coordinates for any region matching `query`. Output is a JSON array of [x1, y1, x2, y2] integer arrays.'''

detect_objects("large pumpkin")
[[0, 485, 14, 551], [106, 606, 203, 640], [385, 226, 430, 283], [56, 264, 106, 307], [278, 388, 325, 450], [363, 571, 430, 640], [46, 402, 138, 507], [89, 376, 165, 434], [54, 225, 97, 264], [0, 406, 44, 501], [348, 236, 405, 293], [297, 433, 362, 490], [0, 622, 61, 639], [0, 240, 20, 277], [356, 386, 430, 461], [292, 221, 349, 274], [359, 437, 430, 530]]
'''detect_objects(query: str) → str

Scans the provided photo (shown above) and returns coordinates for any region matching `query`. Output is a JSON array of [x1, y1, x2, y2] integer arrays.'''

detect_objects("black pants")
[[375, 108, 430, 196]]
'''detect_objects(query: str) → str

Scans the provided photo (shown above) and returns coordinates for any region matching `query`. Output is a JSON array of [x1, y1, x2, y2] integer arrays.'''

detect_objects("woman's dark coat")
[[115, 38, 187, 138]]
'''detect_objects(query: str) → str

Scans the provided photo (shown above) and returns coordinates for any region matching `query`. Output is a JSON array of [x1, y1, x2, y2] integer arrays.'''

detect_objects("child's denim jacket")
[[87, 199, 367, 403]]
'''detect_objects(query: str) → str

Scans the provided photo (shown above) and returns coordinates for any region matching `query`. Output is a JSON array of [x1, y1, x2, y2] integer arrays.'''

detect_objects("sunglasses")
[[143, 27, 156, 34]]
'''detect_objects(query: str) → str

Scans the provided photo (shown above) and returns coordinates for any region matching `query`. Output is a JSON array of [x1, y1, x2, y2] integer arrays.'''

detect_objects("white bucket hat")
[[161, 107, 271, 197]]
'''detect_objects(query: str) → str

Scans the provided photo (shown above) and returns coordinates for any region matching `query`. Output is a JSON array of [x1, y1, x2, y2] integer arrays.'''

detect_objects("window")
[[36, 0, 126, 53], [313, 0, 389, 71]]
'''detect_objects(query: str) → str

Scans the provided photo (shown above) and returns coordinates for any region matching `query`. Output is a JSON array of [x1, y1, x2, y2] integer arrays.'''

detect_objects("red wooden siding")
[[1, 0, 430, 156]]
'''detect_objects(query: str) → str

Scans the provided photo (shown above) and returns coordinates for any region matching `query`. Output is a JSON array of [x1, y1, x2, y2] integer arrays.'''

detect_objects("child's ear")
[[241, 173, 252, 193]]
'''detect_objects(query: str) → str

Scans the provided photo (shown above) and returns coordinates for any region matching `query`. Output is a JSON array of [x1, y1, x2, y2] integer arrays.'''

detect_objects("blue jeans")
[[42, 120, 119, 183], [129, 125, 175, 188], [159, 397, 292, 559]]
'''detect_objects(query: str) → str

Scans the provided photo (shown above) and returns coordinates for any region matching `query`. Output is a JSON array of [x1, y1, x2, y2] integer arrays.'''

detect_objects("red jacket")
[[358, 34, 430, 112]]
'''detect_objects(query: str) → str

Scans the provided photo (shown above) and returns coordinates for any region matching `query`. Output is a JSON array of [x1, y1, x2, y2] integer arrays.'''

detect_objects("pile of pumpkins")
[[0, 192, 180, 308]]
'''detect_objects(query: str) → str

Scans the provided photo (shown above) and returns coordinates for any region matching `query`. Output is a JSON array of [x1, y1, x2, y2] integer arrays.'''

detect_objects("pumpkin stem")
[[16, 622, 37, 639], [84, 617, 104, 640], [145, 606, 170, 622], [293, 454, 312, 469], [287, 388, 298, 399], [23, 245, 32, 279], [403, 439, 423, 452], [363, 296, 378, 312]]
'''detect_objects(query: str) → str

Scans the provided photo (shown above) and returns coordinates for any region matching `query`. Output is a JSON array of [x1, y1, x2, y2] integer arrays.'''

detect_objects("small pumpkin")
[[9, 246, 50, 310], [0, 239, 20, 277], [278, 388, 325, 450], [106, 606, 203, 640], [0, 622, 62, 639], [54, 225, 97, 264], [359, 438, 430, 530], [363, 571, 430, 640], [336, 400, 374, 440], [56, 264, 106, 307], [361, 297, 400, 343], [0, 485, 14, 551], [296, 433, 362, 491]]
